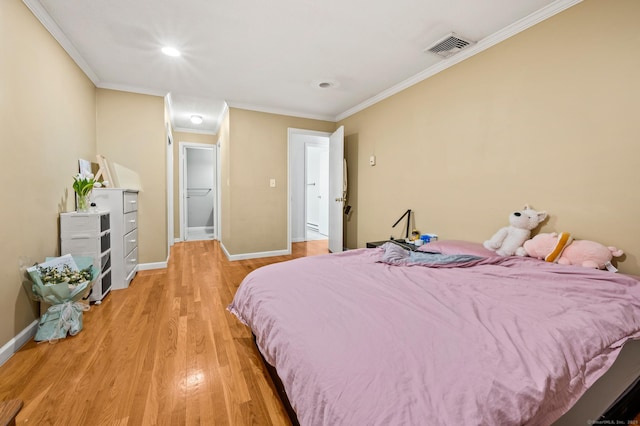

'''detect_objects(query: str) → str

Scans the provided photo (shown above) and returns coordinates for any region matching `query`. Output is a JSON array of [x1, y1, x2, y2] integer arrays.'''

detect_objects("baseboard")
[[220, 242, 291, 261], [173, 236, 218, 243], [292, 237, 305, 243], [188, 226, 214, 232], [0, 320, 38, 367], [138, 260, 167, 271]]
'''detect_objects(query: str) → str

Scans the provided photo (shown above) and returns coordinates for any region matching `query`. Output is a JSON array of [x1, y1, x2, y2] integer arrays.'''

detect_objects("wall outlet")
[[270, 178, 276, 188], [369, 155, 376, 166]]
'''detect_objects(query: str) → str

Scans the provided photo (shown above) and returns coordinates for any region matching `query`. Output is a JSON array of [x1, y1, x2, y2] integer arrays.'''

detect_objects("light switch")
[[369, 155, 376, 166], [270, 178, 276, 188]]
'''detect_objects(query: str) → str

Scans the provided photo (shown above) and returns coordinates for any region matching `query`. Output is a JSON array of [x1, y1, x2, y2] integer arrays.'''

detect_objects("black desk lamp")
[[392, 209, 411, 240]]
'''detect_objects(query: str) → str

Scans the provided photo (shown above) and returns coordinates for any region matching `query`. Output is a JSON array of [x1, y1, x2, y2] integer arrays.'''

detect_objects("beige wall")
[[339, 0, 640, 274], [0, 0, 97, 347], [96, 89, 167, 264], [223, 108, 335, 254], [171, 131, 217, 240]]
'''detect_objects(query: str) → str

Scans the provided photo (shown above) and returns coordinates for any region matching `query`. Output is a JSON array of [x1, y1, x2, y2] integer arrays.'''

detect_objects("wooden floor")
[[0, 240, 328, 425]]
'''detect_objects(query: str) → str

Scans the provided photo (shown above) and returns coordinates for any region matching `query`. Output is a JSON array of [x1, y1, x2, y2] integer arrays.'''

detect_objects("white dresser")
[[92, 188, 139, 290], [60, 211, 112, 303]]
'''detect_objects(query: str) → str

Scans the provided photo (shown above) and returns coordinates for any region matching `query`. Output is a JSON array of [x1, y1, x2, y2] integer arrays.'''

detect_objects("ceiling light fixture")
[[161, 46, 181, 57], [311, 79, 340, 90], [190, 115, 203, 125]]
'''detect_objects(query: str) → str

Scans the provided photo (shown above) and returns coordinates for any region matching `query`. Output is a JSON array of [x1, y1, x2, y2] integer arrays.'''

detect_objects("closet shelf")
[[186, 188, 212, 197]]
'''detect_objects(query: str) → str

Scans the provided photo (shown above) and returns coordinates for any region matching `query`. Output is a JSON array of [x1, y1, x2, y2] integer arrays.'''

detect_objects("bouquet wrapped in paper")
[[23, 254, 98, 342]]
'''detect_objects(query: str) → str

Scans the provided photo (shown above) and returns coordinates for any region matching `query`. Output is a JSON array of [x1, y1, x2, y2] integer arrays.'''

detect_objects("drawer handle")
[[129, 258, 137, 263], [128, 239, 137, 243], [129, 200, 137, 204], [128, 220, 136, 223]]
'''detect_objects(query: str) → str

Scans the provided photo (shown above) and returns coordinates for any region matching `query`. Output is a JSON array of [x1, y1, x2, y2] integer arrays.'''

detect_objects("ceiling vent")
[[425, 33, 476, 58]]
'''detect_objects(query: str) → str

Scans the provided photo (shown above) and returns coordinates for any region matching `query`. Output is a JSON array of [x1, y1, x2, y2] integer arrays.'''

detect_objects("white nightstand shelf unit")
[[60, 211, 112, 303]]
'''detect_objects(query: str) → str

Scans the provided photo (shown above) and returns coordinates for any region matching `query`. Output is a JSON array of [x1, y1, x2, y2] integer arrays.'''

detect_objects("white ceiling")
[[24, 0, 580, 134]]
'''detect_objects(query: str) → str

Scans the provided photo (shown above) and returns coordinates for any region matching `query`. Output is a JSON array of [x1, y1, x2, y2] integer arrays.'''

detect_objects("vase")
[[76, 193, 91, 212]]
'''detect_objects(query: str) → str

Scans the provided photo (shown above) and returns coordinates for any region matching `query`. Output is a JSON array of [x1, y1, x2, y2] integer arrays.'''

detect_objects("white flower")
[[73, 172, 96, 196]]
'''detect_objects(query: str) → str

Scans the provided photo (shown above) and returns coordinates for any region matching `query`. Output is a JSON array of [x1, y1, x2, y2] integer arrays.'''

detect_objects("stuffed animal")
[[523, 232, 624, 270], [483, 205, 547, 256]]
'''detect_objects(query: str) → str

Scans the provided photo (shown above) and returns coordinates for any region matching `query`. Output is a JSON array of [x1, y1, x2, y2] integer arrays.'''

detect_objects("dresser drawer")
[[60, 212, 109, 238], [123, 192, 138, 213], [125, 247, 138, 278], [124, 229, 138, 257], [124, 211, 137, 234], [61, 233, 109, 255]]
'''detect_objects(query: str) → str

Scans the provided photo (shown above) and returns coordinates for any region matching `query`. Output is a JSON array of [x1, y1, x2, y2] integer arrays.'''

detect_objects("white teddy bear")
[[483, 205, 547, 256]]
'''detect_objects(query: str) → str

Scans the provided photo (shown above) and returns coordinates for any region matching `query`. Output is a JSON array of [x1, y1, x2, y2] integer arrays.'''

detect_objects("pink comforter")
[[228, 248, 640, 425]]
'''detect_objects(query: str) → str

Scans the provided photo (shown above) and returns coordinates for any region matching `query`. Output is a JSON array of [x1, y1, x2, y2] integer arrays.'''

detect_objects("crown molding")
[[96, 82, 168, 98], [172, 126, 218, 136], [226, 101, 336, 122], [24, 0, 581, 127], [335, 0, 582, 122], [22, 0, 100, 84], [24, 0, 173, 104]]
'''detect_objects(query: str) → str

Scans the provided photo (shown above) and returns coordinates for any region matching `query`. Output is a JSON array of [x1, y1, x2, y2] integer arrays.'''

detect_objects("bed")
[[228, 240, 640, 425]]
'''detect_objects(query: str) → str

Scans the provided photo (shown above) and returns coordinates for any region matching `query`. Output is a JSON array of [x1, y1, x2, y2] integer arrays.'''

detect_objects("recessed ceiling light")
[[190, 115, 203, 125], [311, 79, 340, 90], [162, 46, 181, 57]]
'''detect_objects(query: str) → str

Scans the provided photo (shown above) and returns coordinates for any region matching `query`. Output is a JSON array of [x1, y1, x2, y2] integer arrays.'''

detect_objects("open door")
[[328, 126, 345, 253]]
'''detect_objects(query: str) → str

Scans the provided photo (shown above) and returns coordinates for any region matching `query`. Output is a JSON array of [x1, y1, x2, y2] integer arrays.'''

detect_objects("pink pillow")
[[417, 240, 495, 257]]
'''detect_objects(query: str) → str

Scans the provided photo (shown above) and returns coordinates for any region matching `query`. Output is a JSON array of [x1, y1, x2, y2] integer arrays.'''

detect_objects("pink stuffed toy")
[[523, 232, 624, 270]]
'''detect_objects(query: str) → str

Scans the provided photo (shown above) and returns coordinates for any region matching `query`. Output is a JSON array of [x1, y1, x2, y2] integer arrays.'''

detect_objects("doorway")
[[288, 126, 344, 253], [179, 142, 217, 241], [289, 131, 329, 243]]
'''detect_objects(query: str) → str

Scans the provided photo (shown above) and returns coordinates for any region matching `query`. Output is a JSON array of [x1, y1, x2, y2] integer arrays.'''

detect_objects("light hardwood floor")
[[0, 240, 328, 425]]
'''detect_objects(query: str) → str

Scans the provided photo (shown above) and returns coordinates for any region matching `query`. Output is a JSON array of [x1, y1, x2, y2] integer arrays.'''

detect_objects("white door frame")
[[178, 141, 218, 241], [166, 123, 174, 253], [287, 128, 332, 252], [216, 141, 221, 243]]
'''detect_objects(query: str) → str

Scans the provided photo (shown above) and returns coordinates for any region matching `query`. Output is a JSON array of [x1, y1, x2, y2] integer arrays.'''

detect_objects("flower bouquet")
[[24, 254, 98, 342]]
